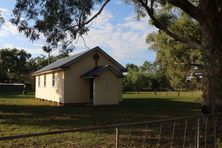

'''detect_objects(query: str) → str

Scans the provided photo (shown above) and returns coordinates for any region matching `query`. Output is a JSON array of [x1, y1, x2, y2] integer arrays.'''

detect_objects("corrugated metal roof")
[[33, 46, 127, 75], [33, 49, 90, 74], [81, 65, 122, 78]]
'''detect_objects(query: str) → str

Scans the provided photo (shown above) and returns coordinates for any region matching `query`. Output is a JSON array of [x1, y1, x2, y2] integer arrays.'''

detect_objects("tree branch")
[[65, 0, 110, 32], [167, 0, 200, 21], [81, 0, 111, 26], [66, 0, 110, 36], [137, 0, 203, 50], [55, 0, 111, 49]]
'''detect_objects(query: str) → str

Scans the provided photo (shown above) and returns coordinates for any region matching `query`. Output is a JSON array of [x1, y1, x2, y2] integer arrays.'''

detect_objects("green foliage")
[[146, 15, 203, 90], [11, 0, 105, 51], [125, 63, 139, 71], [28, 48, 72, 72], [154, 9, 176, 28], [0, 48, 71, 84], [27, 55, 49, 72], [123, 61, 171, 92], [0, 48, 31, 83]]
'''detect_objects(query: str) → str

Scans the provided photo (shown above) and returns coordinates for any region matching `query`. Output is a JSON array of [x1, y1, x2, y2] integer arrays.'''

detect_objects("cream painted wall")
[[94, 70, 122, 105], [35, 71, 64, 103], [63, 50, 122, 104]]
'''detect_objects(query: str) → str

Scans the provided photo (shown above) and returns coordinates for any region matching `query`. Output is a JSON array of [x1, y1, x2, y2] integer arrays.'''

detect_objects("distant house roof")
[[81, 65, 123, 78], [0, 83, 25, 86], [33, 46, 127, 75]]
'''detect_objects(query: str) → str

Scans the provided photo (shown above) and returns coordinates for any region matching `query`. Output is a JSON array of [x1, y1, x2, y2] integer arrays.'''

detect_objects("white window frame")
[[52, 73, 55, 87], [44, 74, 46, 87], [38, 76, 40, 87]]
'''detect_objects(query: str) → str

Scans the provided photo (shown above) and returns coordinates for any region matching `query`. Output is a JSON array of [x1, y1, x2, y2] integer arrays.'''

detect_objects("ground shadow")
[[0, 93, 34, 99], [0, 97, 201, 136]]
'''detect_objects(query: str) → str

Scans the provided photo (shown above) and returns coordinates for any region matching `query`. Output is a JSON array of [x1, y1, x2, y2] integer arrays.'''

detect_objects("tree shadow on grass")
[[0, 93, 34, 99], [0, 98, 201, 135]]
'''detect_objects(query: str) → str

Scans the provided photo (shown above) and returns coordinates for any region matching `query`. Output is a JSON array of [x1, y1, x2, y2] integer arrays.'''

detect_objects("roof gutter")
[[32, 68, 64, 76]]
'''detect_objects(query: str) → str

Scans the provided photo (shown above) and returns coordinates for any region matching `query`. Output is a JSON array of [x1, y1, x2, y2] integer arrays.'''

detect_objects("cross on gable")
[[93, 53, 100, 67]]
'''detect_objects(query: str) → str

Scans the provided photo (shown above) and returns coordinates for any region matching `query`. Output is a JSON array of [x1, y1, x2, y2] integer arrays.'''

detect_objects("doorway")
[[89, 78, 94, 103]]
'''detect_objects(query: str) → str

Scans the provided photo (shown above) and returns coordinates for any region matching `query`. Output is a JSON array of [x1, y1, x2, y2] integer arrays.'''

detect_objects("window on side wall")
[[52, 73, 55, 87], [44, 74, 46, 87], [38, 76, 40, 87]]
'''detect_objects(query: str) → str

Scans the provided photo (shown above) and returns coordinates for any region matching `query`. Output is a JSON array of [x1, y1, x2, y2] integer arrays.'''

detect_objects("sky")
[[0, 0, 157, 66]]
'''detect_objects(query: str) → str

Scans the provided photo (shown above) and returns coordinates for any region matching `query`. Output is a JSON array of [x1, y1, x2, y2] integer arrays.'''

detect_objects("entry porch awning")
[[81, 65, 123, 79]]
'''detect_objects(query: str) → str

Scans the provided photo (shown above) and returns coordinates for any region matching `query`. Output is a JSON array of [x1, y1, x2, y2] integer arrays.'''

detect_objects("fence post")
[[142, 124, 148, 148], [183, 120, 187, 148], [11, 139, 14, 148], [157, 122, 162, 146], [116, 127, 119, 148], [213, 116, 217, 148], [126, 127, 131, 147], [204, 117, 208, 148], [197, 118, 200, 148], [171, 122, 176, 148]]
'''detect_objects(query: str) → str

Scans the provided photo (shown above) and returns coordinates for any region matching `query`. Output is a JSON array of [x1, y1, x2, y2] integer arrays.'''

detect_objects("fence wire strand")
[[0, 113, 222, 147]]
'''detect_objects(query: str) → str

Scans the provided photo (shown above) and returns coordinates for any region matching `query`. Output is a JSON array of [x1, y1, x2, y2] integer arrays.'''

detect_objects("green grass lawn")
[[0, 91, 202, 137]]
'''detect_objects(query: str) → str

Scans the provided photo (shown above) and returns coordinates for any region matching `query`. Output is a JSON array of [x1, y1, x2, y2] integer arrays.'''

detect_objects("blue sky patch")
[[0, 0, 156, 66]]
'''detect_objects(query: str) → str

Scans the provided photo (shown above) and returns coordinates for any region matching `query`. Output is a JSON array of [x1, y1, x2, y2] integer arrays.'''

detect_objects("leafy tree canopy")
[[0, 48, 31, 82], [126, 63, 139, 72], [0, 48, 71, 83], [124, 61, 170, 92], [146, 15, 203, 89], [11, 0, 109, 51]]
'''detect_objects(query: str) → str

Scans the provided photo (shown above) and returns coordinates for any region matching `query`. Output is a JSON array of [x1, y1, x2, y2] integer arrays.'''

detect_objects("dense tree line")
[[0, 48, 70, 89], [123, 60, 203, 92], [123, 61, 171, 92], [0, 48, 32, 83]]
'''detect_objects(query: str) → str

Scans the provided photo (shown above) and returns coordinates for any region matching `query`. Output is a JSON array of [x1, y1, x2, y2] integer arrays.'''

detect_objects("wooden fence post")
[[171, 122, 176, 148], [126, 127, 131, 147], [197, 118, 200, 148], [204, 117, 208, 148], [157, 123, 162, 146], [116, 127, 119, 148], [11, 139, 14, 148], [183, 120, 187, 148], [142, 124, 148, 148], [213, 116, 217, 148]]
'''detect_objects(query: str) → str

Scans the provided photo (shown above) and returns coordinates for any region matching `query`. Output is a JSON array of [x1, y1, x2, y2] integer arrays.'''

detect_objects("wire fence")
[[0, 113, 222, 147]]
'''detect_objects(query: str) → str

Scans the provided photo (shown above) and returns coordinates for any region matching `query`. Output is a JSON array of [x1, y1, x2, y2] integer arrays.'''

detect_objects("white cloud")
[[0, 7, 157, 64], [91, 10, 114, 26], [1, 43, 44, 55], [1, 43, 14, 48], [0, 8, 8, 13], [0, 7, 11, 19], [115, 1, 123, 5], [117, 15, 150, 31], [75, 10, 157, 62], [0, 21, 19, 37]]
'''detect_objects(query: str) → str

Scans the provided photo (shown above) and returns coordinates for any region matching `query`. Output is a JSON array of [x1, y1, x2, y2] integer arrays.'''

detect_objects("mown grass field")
[[0, 91, 202, 137]]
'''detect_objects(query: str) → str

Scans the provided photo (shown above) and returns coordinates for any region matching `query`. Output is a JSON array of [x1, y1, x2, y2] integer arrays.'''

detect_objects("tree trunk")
[[200, 0, 222, 113], [202, 50, 222, 113]]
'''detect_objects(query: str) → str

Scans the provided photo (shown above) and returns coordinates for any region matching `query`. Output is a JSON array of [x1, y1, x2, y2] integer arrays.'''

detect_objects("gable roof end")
[[81, 65, 123, 78], [32, 46, 127, 75]]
